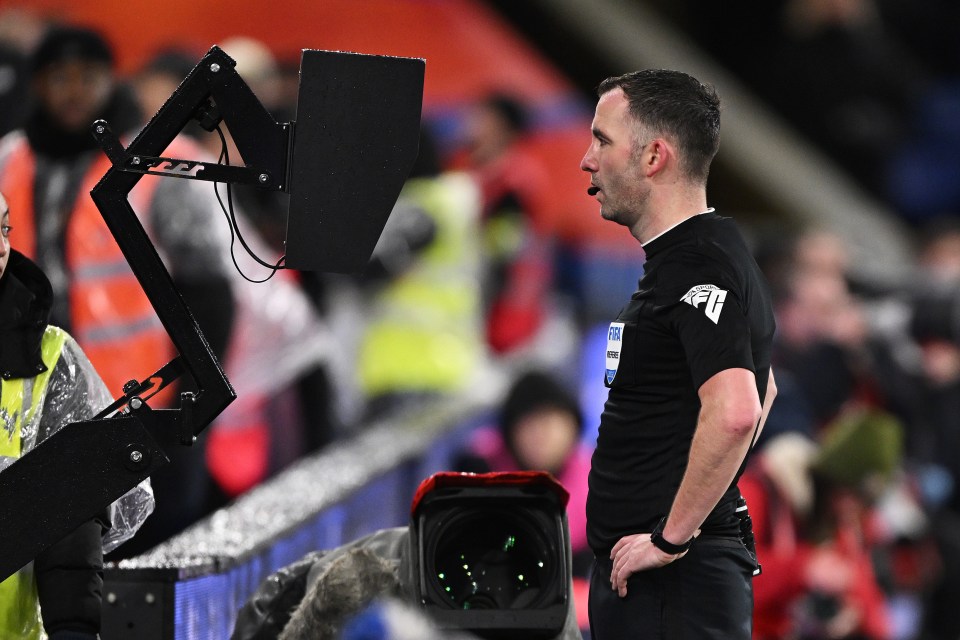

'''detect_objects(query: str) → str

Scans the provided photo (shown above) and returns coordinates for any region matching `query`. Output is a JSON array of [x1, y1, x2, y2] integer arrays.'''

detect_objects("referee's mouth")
[[588, 184, 601, 196]]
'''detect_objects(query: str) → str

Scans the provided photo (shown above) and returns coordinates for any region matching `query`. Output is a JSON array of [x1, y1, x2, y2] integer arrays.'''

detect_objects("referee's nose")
[[581, 144, 598, 173]]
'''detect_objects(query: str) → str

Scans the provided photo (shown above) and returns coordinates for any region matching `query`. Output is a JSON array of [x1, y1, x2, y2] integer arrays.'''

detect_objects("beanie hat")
[[499, 371, 583, 445], [31, 25, 113, 73], [813, 409, 903, 490]]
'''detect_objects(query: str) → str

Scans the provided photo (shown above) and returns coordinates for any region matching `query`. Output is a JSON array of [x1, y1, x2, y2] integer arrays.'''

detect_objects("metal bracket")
[[91, 120, 281, 188]]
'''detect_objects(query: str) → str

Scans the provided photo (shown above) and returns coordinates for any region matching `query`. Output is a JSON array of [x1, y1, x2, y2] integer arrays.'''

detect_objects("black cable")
[[212, 125, 286, 283]]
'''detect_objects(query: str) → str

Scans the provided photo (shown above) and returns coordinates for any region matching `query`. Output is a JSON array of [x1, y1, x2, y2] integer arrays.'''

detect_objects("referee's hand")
[[609, 530, 697, 597]]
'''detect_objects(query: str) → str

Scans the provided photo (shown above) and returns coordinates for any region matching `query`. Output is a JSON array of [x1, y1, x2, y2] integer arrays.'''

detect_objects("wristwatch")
[[650, 516, 693, 555]]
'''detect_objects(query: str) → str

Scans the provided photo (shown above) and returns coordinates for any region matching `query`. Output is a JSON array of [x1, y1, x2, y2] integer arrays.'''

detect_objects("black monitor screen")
[[286, 49, 424, 273]]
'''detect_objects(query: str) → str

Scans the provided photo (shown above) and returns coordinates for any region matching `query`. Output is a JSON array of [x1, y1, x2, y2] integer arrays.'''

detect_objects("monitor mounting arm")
[[93, 46, 289, 191], [0, 44, 424, 582]]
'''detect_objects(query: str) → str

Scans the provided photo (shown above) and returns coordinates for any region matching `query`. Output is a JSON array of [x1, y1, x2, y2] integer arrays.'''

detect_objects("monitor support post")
[[0, 45, 424, 581]]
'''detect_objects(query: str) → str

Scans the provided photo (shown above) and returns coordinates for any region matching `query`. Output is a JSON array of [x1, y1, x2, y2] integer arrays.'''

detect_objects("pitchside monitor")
[[285, 49, 425, 273]]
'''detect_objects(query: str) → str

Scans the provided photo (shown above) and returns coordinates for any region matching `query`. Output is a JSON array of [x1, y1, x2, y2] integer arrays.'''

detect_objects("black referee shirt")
[[586, 211, 775, 555]]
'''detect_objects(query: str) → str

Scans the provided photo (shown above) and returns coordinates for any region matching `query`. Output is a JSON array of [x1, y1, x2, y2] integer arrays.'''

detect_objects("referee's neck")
[[632, 186, 709, 245]]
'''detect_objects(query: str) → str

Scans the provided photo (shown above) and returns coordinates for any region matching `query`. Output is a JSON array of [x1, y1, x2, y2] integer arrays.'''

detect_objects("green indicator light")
[[503, 535, 516, 551]]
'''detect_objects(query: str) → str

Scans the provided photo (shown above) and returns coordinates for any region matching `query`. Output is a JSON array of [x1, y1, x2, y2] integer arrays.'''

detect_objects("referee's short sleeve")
[[660, 254, 755, 391]]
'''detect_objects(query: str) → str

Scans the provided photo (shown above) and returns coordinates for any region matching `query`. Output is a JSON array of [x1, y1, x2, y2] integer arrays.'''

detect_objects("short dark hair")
[[598, 69, 721, 183]]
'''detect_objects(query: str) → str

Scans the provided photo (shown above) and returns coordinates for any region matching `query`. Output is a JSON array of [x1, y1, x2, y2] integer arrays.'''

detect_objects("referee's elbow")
[[720, 398, 762, 439]]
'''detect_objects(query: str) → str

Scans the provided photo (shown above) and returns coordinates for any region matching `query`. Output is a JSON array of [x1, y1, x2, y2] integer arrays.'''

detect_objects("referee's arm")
[[610, 367, 770, 596], [662, 367, 764, 546]]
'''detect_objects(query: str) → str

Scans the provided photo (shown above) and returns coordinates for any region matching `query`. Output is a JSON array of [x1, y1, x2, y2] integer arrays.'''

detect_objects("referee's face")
[[581, 88, 649, 229]]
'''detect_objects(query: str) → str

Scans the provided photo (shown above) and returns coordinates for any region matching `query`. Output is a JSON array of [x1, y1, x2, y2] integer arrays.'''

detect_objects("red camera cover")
[[410, 471, 570, 516]]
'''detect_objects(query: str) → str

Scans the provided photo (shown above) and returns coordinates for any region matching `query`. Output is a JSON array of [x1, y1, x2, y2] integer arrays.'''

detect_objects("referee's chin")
[[599, 204, 623, 225]]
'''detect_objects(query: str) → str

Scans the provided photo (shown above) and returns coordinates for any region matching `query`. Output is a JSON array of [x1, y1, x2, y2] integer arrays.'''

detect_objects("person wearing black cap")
[[579, 70, 777, 639], [0, 24, 236, 554]]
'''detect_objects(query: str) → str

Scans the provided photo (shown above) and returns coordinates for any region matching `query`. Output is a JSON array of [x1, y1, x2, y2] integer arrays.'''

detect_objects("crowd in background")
[[2, 3, 960, 639], [664, 2, 960, 637], [662, 0, 960, 226]]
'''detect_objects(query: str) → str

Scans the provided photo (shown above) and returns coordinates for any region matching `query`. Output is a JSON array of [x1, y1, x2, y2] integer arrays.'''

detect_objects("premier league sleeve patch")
[[680, 284, 727, 324], [606, 322, 625, 384]]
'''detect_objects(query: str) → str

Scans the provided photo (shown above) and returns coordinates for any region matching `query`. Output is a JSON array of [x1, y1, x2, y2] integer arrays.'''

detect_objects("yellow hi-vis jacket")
[[358, 173, 485, 397], [0, 325, 68, 640]]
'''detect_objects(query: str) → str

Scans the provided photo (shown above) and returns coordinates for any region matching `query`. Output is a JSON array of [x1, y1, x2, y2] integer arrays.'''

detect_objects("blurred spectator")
[[219, 36, 286, 119], [0, 23, 235, 399], [454, 93, 556, 355], [453, 369, 592, 632], [0, 24, 237, 554], [743, 410, 904, 640], [766, 0, 928, 197], [357, 129, 487, 416], [0, 9, 46, 138], [742, 432, 820, 640], [770, 230, 872, 428], [197, 36, 292, 250], [455, 370, 589, 559], [900, 284, 960, 512], [131, 48, 199, 124], [914, 215, 960, 284], [203, 215, 336, 498], [800, 410, 902, 640], [849, 221, 960, 639]]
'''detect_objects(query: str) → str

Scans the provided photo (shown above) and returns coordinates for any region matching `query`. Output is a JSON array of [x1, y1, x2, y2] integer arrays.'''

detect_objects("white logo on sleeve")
[[680, 284, 727, 324]]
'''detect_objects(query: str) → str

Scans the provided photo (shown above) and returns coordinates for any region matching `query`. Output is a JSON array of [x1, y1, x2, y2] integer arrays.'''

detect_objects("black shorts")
[[589, 537, 755, 640]]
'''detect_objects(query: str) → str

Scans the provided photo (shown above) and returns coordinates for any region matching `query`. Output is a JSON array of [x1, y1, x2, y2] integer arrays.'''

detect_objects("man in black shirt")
[[580, 70, 777, 639]]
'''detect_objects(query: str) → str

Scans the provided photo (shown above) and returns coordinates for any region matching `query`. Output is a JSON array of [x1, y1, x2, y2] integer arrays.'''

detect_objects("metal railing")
[[101, 391, 497, 640]]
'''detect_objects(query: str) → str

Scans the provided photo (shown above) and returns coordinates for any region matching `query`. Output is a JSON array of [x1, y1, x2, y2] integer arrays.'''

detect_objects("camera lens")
[[429, 508, 556, 610]]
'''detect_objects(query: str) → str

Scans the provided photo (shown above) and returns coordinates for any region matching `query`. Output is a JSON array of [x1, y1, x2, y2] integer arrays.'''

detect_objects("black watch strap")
[[650, 516, 692, 555]]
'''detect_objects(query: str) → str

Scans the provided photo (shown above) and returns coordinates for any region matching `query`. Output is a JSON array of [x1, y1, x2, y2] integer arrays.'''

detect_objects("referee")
[[580, 69, 777, 639]]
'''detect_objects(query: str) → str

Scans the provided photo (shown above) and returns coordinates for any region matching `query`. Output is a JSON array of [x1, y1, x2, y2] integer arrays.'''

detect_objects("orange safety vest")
[[0, 135, 175, 398]]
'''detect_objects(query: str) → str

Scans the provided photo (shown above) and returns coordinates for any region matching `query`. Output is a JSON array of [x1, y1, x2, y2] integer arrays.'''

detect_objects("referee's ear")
[[642, 138, 675, 180]]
